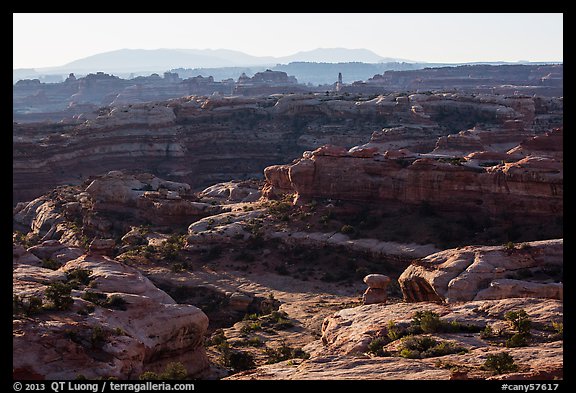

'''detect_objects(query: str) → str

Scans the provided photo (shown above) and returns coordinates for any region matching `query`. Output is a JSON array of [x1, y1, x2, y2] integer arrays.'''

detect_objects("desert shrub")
[[218, 344, 255, 372], [387, 320, 407, 341], [480, 325, 497, 339], [410, 311, 483, 334], [205, 329, 227, 346], [90, 325, 107, 348], [42, 258, 62, 270], [340, 224, 355, 235], [504, 309, 531, 334], [240, 321, 262, 334], [505, 333, 529, 348], [44, 282, 74, 310], [552, 322, 563, 336], [103, 294, 128, 310], [13, 294, 44, 317], [265, 342, 310, 364], [412, 311, 442, 333], [139, 371, 160, 380], [367, 337, 391, 357], [482, 352, 519, 375], [66, 269, 93, 288], [139, 362, 188, 380], [398, 336, 466, 359], [171, 262, 189, 272], [503, 241, 517, 252], [81, 291, 107, 304]]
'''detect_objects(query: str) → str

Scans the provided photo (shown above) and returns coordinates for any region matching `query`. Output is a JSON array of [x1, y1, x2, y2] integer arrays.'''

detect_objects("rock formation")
[[362, 274, 391, 305], [263, 127, 563, 240], [398, 239, 563, 303], [13, 91, 562, 205], [227, 298, 562, 380], [13, 242, 209, 379]]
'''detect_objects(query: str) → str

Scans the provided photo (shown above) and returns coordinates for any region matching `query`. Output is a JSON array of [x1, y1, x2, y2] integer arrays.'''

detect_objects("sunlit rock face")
[[13, 243, 210, 380]]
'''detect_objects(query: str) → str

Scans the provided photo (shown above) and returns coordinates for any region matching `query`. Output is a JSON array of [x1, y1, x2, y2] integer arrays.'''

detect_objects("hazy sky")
[[13, 13, 563, 69]]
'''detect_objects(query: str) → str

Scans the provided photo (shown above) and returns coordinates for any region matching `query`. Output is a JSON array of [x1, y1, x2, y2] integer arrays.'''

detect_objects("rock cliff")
[[13, 92, 562, 205]]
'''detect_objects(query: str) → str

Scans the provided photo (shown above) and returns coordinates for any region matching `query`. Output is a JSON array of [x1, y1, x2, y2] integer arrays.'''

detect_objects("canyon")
[[13, 64, 563, 381]]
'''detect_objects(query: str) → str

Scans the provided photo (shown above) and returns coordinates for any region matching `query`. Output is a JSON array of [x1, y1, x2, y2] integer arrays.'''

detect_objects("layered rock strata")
[[13, 92, 562, 205]]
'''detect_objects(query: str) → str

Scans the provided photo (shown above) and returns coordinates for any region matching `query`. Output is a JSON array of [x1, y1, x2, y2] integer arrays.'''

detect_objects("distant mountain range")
[[13, 47, 561, 85], [13, 48, 413, 79]]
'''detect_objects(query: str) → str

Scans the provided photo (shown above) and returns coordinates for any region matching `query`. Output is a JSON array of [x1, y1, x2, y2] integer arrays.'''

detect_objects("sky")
[[13, 13, 563, 69]]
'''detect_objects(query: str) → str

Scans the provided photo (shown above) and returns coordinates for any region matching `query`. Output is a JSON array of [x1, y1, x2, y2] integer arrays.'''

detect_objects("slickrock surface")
[[13, 243, 209, 380], [227, 298, 562, 380]]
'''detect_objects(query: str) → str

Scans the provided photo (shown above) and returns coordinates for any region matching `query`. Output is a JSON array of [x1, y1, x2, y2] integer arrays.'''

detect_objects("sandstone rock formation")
[[362, 274, 391, 305], [13, 242, 209, 379], [13, 91, 562, 205], [13, 171, 220, 244], [398, 239, 563, 303], [227, 298, 562, 380], [263, 126, 563, 236]]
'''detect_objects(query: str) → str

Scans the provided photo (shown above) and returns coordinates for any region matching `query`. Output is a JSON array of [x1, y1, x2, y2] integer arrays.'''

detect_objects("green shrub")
[[206, 329, 227, 346], [367, 337, 390, 357], [91, 325, 107, 348], [44, 282, 74, 310], [160, 362, 188, 380], [340, 225, 355, 235], [139, 362, 188, 380], [412, 311, 442, 333], [482, 352, 519, 375], [66, 269, 93, 288], [480, 325, 497, 339], [265, 343, 310, 364], [220, 347, 255, 372], [398, 336, 467, 359], [505, 333, 529, 348], [552, 322, 563, 336], [139, 371, 160, 380], [387, 321, 406, 341], [504, 310, 531, 334], [240, 321, 262, 334], [13, 294, 44, 317], [103, 294, 128, 311], [81, 291, 107, 304], [42, 258, 62, 270]]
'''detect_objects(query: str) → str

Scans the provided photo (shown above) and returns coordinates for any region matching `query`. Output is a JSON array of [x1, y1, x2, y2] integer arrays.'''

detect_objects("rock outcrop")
[[398, 239, 563, 303], [263, 127, 563, 235], [13, 91, 562, 205], [13, 242, 209, 379], [227, 298, 563, 380], [13, 171, 220, 244], [362, 274, 391, 305]]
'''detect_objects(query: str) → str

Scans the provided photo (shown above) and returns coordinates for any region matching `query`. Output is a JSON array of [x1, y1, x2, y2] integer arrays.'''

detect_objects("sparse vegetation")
[[482, 352, 519, 375], [265, 342, 310, 364], [367, 337, 391, 357], [139, 362, 188, 380], [66, 269, 93, 288], [41, 258, 62, 270], [13, 294, 43, 317], [504, 309, 531, 335], [398, 336, 467, 359], [340, 224, 355, 235], [44, 282, 74, 311]]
